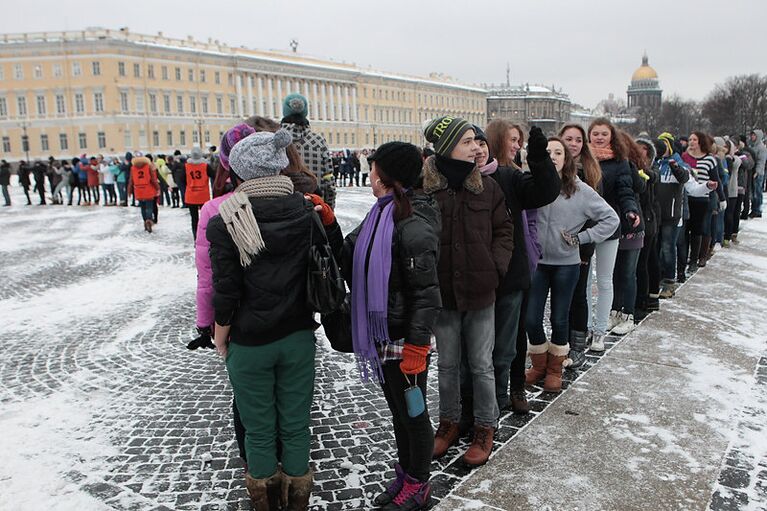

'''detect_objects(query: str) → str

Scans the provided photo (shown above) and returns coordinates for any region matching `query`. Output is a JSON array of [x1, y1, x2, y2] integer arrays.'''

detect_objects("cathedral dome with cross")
[[627, 53, 662, 109]]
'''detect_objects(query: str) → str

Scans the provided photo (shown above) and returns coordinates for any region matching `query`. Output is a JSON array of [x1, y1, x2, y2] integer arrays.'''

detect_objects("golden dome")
[[631, 54, 658, 82]]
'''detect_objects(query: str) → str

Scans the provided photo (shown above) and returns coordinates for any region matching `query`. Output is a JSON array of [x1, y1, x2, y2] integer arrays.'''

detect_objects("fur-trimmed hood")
[[131, 156, 150, 168], [422, 155, 483, 195]]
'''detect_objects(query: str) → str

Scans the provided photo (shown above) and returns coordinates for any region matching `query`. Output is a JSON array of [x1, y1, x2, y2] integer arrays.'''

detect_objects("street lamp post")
[[195, 116, 204, 147], [20, 118, 30, 162]]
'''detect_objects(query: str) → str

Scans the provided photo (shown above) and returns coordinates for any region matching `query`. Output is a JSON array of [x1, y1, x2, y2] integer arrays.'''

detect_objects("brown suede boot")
[[510, 387, 530, 415], [525, 341, 549, 385], [245, 470, 282, 511], [281, 469, 313, 511], [432, 418, 460, 459], [462, 424, 494, 467], [543, 344, 570, 393]]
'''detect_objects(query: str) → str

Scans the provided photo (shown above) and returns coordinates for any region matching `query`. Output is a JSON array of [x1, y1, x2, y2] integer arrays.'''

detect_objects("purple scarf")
[[351, 194, 395, 382]]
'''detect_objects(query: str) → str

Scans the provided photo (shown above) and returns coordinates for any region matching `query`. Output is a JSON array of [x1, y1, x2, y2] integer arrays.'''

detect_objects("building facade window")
[[136, 93, 145, 113], [176, 95, 183, 113], [75, 93, 84, 114], [166, 130, 173, 146], [161, 66, 168, 80], [201, 96, 208, 114], [190, 96, 196, 114], [215, 71, 220, 84], [40, 134, 49, 151], [149, 93, 157, 113], [175, 67, 181, 81], [118, 62, 126, 77], [0, 97, 7, 117], [2, 136, 10, 153], [94, 92, 104, 113], [78, 132, 87, 149], [133, 63, 141, 78], [55, 94, 65, 114], [53, 64, 62, 78], [124, 129, 132, 149], [120, 92, 129, 113], [59, 133, 68, 151], [179, 130, 186, 146], [216, 97, 222, 114], [14, 64, 23, 80], [98, 131, 106, 149], [188, 69, 194, 82], [163, 94, 171, 113], [92, 61, 101, 76], [17, 96, 27, 116], [200, 70, 206, 83], [147, 64, 154, 79], [152, 130, 159, 147], [34, 65, 43, 79], [72, 62, 81, 77], [192, 130, 199, 144], [138, 130, 147, 148], [229, 98, 235, 115], [21, 135, 29, 153]]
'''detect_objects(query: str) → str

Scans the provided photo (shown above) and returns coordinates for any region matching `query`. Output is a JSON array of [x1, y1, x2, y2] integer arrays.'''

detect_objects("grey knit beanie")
[[229, 129, 292, 181]]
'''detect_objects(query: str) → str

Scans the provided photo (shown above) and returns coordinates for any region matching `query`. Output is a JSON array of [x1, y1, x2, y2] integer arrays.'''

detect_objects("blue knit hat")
[[282, 93, 308, 119]]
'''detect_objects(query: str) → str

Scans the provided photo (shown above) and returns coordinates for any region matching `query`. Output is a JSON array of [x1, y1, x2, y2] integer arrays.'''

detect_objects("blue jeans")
[[752, 174, 764, 214], [491, 290, 523, 409], [117, 182, 127, 204], [434, 305, 498, 427], [526, 263, 580, 346], [139, 200, 154, 221], [659, 224, 680, 282], [612, 248, 641, 314]]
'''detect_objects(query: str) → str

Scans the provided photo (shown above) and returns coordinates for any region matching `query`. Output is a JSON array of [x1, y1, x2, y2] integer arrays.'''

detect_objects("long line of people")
[[3, 90, 765, 510]]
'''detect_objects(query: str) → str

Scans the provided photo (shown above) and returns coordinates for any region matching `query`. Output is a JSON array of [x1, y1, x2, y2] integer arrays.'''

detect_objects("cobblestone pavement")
[[1, 186, 764, 510]]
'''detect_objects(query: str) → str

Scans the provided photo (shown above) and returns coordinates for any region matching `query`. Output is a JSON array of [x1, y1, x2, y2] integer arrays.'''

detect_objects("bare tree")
[[702, 74, 767, 135], [657, 95, 707, 136]]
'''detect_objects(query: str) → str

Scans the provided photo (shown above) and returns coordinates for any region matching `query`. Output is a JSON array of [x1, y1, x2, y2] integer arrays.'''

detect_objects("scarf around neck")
[[479, 158, 499, 176], [436, 154, 476, 189], [218, 175, 294, 266], [590, 145, 615, 162], [351, 193, 395, 383]]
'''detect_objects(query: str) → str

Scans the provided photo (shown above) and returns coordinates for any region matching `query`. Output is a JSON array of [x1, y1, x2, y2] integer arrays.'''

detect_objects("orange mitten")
[[400, 343, 430, 375], [305, 193, 335, 226]]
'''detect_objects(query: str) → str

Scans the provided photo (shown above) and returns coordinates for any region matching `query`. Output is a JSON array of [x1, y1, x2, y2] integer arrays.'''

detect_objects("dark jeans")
[[89, 185, 100, 204], [35, 181, 46, 204], [380, 360, 433, 482], [688, 198, 711, 236], [752, 174, 764, 215], [612, 248, 641, 314], [508, 292, 529, 391], [178, 183, 187, 207], [491, 290, 523, 410], [725, 196, 742, 239], [361, 173, 369, 187], [527, 263, 580, 346], [139, 200, 154, 221], [189, 205, 200, 240], [636, 228, 659, 307], [117, 182, 127, 204], [159, 180, 170, 206], [105, 183, 116, 204], [659, 224, 680, 281], [171, 187, 180, 207], [1, 184, 9, 205], [676, 222, 688, 280], [569, 259, 591, 333]]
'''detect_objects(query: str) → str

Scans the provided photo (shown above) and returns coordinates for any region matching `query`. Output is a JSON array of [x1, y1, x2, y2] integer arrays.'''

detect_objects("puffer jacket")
[[655, 153, 690, 225], [422, 155, 514, 311], [596, 157, 639, 239], [341, 192, 442, 346], [207, 193, 343, 346]]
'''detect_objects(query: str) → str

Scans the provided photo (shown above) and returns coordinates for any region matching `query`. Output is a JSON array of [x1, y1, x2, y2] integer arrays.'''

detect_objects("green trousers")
[[226, 330, 316, 478]]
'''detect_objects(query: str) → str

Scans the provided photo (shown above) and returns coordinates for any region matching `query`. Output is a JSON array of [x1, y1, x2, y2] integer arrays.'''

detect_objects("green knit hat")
[[423, 116, 473, 157], [282, 93, 308, 119]]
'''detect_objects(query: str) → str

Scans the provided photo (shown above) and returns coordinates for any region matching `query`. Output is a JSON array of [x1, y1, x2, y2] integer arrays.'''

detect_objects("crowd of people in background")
[[2, 89, 766, 510]]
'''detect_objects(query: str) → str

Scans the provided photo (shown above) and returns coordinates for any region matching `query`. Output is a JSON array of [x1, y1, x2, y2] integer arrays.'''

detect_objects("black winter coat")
[[207, 193, 343, 346], [0, 162, 10, 186], [489, 155, 561, 293], [341, 193, 442, 347], [597, 158, 639, 240], [639, 166, 660, 237]]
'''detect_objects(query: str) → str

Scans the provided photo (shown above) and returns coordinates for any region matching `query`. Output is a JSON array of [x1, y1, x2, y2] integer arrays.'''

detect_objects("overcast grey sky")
[[3, 0, 766, 108]]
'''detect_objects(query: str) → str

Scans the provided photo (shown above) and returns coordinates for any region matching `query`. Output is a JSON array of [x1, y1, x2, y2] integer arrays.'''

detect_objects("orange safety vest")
[[185, 162, 210, 205], [131, 165, 155, 201]]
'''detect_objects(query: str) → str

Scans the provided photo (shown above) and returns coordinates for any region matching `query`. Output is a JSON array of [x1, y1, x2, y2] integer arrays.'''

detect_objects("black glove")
[[187, 326, 214, 350], [526, 126, 549, 162]]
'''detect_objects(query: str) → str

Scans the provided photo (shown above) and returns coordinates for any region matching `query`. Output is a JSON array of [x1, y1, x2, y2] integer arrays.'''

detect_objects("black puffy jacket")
[[341, 192, 442, 347], [597, 158, 639, 240], [207, 193, 343, 346]]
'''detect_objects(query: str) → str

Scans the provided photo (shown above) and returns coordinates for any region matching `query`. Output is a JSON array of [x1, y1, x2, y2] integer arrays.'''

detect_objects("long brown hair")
[[588, 117, 627, 161], [559, 123, 601, 190], [618, 130, 648, 171], [549, 137, 578, 198], [245, 115, 318, 191], [485, 119, 525, 168], [376, 163, 412, 221], [691, 131, 713, 155]]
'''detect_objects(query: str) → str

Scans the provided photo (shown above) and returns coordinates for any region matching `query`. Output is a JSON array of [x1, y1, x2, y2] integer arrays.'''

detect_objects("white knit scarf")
[[218, 175, 295, 266]]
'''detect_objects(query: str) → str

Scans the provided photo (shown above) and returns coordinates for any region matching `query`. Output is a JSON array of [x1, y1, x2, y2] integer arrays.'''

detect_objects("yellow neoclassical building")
[[0, 28, 486, 161]]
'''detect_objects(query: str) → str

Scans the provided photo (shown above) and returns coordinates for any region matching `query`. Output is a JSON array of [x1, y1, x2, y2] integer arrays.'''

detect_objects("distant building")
[[486, 83, 571, 134], [627, 53, 662, 110], [0, 28, 486, 160]]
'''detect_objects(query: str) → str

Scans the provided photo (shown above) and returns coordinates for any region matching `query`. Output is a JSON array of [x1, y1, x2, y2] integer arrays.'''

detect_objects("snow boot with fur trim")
[[543, 343, 570, 392], [525, 341, 549, 385], [281, 469, 313, 511], [245, 470, 282, 511]]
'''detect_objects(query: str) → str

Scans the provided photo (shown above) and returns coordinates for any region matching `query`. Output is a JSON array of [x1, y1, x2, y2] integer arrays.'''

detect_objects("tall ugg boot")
[[525, 341, 549, 385], [698, 235, 711, 267], [245, 470, 282, 511], [281, 469, 313, 511], [543, 343, 570, 393], [563, 330, 587, 369]]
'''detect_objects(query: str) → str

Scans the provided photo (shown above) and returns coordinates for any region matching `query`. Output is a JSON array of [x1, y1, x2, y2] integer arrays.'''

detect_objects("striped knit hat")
[[424, 116, 473, 157]]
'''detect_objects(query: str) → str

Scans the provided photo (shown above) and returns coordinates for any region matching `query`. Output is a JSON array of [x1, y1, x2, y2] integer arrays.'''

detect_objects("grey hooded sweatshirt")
[[537, 177, 620, 266], [750, 129, 766, 176]]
